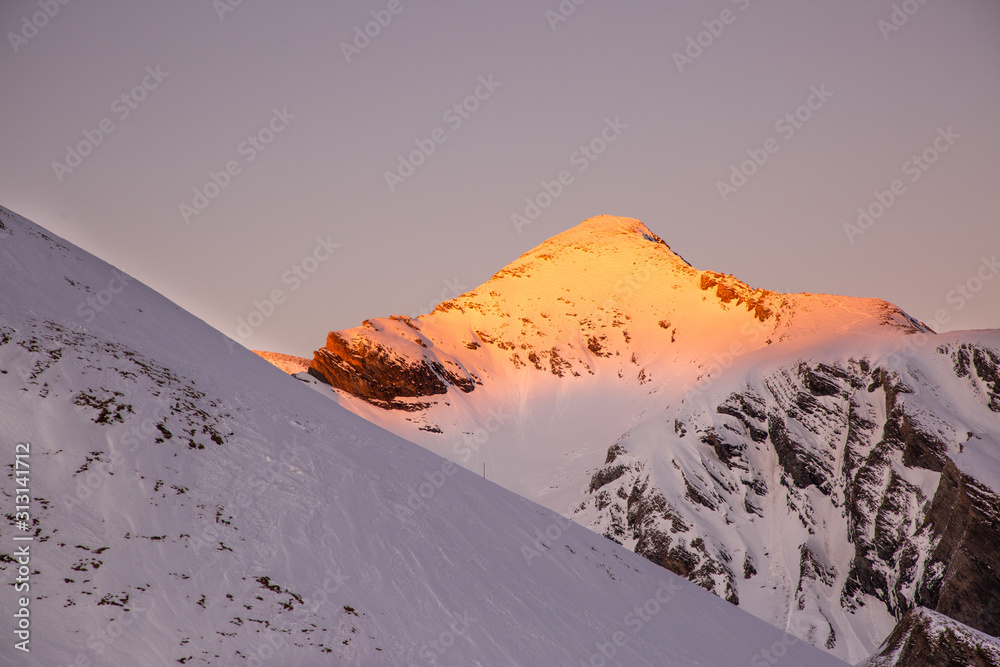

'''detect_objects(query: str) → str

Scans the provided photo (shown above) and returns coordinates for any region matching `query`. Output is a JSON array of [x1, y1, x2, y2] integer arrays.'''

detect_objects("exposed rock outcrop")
[[309, 331, 476, 406], [862, 607, 1000, 667], [579, 352, 1000, 659]]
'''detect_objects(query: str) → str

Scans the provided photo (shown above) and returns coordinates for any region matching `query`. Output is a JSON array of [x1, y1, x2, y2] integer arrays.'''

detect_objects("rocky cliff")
[[862, 607, 1000, 667]]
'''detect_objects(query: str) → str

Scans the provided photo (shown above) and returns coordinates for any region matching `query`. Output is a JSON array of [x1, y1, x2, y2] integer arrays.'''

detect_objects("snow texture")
[[0, 207, 851, 664]]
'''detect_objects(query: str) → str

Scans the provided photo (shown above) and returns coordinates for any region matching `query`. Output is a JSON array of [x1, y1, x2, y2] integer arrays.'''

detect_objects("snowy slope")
[[252, 350, 311, 374], [300, 215, 1000, 664], [0, 207, 852, 664]]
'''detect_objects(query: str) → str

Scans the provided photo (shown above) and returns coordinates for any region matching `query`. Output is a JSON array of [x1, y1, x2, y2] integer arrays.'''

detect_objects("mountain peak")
[[554, 214, 659, 241], [296, 213, 1000, 666], [1, 204, 859, 666], [517, 214, 692, 269], [308, 216, 923, 412]]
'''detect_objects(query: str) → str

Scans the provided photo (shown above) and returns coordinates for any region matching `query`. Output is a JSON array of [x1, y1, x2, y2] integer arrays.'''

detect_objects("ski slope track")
[[0, 208, 854, 663], [303, 215, 1000, 664]]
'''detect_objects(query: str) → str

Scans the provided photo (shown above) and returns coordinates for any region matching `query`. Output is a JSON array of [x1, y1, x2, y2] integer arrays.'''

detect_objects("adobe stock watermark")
[[716, 84, 833, 202], [186, 438, 295, 559], [451, 409, 510, 474], [584, 263, 655, 332], [545, 0, 591, 32], [511, 116, 628, 234], [409, 277, 468, 319], [393, 409, 510, 523], [212, 0, 248, 22], [748, 616, 815, 667], [521, 509, 577, 566], [577, 578, 684, 667], [884, 252, 998, 368], [340, 0, 416, 63], [81, 597, 156, 662], [945, 254, 1000, 313], [650, 317, 770, 401], [843, 126, 959, 244], [229, 561, 349, 665], [673, 0, 754, 74], [179, 106, 295, 225], [224, 235, 339, 352], [7, 0, 72, 54], [11, 442, 32, 653], [51, 65, 170, 183], [75, 268, 133, 324], [411, 610, 476, 666], [877, 0, 931, 41], [384, 74, 501, 192], [61, 399, 173, 512]]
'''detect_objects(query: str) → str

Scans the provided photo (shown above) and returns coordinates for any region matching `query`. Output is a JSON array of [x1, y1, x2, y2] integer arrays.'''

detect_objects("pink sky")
[[1, 0, 998, 356]]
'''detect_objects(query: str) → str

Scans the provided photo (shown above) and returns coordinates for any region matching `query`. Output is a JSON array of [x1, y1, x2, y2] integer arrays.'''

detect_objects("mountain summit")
[[0, 206, 859, 665], [309, 215, 925, 407], [301, 215, 1000, 664]]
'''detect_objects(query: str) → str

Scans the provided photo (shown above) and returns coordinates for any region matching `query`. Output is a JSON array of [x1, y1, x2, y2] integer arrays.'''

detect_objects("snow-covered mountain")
[[0, 207, 856, 664], [301, 215, 1000, 664]]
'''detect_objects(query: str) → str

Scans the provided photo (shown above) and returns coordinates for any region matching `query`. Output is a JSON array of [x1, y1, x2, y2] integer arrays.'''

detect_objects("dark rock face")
[[840, 355, 1000, 639], [716, 393, 768, 444], [588, 464, 628, 493], [916, 461, 1000, 637], [308, 331, 475, 406], [949, 343, 1000, 412], [863, 607, 1000, 667], [586, 447, 740, 605], [768, 412, 833, 494], [578, 344, 1000, 661], [698, 271, 775, 322], [842, 367, 932, 618]]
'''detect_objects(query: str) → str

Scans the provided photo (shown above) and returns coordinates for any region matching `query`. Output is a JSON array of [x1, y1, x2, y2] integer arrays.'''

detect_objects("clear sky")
[[2, 0, 998, 357]]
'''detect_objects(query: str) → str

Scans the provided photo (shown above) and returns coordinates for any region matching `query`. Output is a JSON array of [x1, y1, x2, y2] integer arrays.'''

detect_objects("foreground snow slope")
[[0, 207, 850, 664], [301, 215, 1000, 663]]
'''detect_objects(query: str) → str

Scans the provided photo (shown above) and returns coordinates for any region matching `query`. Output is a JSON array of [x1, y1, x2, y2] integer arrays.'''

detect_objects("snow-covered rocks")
[[0, 206, 852, 664], [861, 606, 1000, 667]]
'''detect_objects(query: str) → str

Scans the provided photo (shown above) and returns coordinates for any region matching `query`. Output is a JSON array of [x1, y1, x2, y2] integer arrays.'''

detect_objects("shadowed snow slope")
[[0, 208, 851, 664]]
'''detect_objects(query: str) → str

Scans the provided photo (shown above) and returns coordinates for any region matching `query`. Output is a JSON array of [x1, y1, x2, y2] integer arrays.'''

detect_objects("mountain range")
[[2, 205, 997, 664], [297, 215, 1000, 665], [0, 208, 865, 665]]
